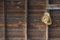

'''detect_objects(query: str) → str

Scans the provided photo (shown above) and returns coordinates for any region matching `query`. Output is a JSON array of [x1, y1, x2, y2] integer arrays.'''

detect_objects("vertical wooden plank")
[[4, 0, 8, 40], [6, 0, 27, 40], [46, 25, 48, 40], [27, 0, 46, 40], [46, 0, 49, 40], [25, 0, 28, 40], [0, 0, 5, 40], [49, 10, 60, 40]]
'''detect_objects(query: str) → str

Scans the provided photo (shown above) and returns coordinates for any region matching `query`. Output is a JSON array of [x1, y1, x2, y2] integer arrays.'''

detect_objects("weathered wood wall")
[[49, 0, 60, 40], [6, 0, 27, 40], [49, 10, 60, 40], [0, 0, 5, 40], [28, 0, 46, 40], [0, 0, 60, 40]]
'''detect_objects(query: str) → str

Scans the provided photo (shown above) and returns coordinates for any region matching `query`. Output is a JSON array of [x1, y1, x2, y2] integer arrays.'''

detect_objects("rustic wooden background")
[[0, 0, 60, 40]]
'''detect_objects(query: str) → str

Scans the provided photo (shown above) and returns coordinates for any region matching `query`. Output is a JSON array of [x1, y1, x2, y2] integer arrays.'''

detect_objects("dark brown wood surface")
[[28, 0, 46, 40], [49, 0, 60, 4], [0, 0, 5, 40], [0, 0, 60, 40], [6, 0, 26, 40], [49, 10, 60, 40]]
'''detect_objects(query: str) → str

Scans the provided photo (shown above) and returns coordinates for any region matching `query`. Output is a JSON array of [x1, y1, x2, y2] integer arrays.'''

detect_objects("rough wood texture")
[[6, 0, 27, 40], [49, 10, 60, 40], [0, 1, 5, 40], [0, 0, 60, 40], [4, 0, 46, 40], [49, 0, 60, 4], [27, 0, 46, 40]]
